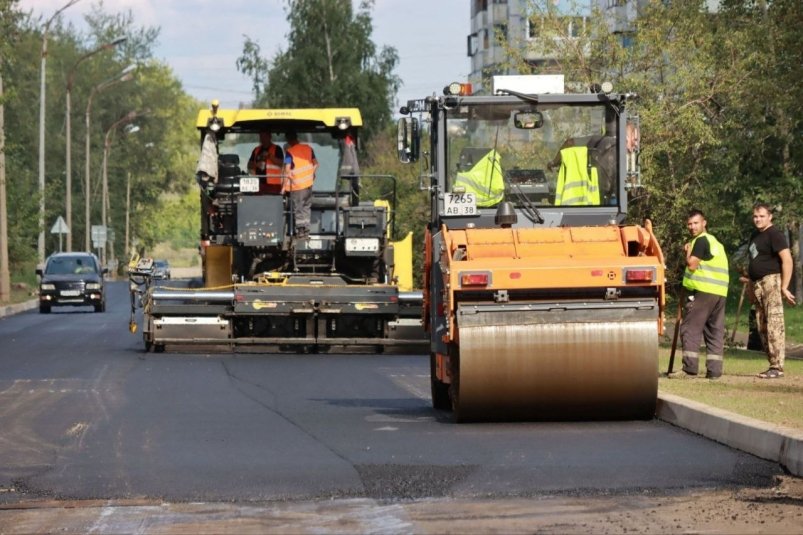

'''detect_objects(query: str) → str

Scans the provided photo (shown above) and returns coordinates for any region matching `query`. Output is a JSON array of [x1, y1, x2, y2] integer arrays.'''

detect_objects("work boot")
[[667, 369, 697, 379]]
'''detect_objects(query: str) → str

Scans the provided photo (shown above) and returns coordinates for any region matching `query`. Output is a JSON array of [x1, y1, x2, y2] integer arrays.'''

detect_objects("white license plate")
[[444, 192, 477, 216], [346, 238, 379, 252], [60, 290, 81, 296], [239, 177, 260, 192]]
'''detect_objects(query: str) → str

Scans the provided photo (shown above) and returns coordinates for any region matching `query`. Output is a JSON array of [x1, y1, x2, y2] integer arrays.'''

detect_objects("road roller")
[[397, 76, 665, 421]]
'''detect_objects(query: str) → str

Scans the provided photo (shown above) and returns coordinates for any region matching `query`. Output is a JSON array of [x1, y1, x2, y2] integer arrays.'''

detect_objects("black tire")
[[144, 340, 153, 352], [430, 352, 452, 411], [154, 344, 165, 353], [94, 301, 105, 313], [39, 304, 51, 314]]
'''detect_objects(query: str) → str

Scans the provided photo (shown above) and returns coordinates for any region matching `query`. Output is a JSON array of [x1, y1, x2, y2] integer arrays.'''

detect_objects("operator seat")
[[218, 153, 242, 180]]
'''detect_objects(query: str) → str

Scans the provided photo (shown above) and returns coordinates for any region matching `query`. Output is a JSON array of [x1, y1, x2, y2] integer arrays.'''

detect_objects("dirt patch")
[[1, 477, 802, 534]]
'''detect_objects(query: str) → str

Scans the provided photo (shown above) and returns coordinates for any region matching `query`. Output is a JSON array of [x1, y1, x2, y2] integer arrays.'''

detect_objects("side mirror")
[[513, 110, 543, 129], [397, 117, 419, 163], [36, 267, 43, 277]]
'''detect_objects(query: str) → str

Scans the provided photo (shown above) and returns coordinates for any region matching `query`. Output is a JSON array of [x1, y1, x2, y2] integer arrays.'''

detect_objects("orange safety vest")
[[250, 144, 283, 189], [285, 143, 315, 191]]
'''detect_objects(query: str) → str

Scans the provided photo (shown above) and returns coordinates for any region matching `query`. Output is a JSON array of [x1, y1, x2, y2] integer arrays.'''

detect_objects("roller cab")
[[399, 76, 665, 421]]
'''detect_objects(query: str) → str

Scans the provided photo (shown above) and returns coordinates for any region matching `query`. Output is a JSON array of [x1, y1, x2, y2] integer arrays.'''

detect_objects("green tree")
[[3, 3, 200, 273], [501, 0, 802, 297], [238, 0, 400, 141], [0, 0, 24, 300]]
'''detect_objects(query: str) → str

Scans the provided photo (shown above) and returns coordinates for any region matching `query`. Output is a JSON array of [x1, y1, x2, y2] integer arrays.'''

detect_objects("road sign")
[[50, 216, 69, 235], [91, 225, 107, 243]]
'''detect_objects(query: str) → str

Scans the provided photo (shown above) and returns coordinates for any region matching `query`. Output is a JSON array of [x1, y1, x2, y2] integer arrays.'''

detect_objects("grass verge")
[[658, 346, 803, 431]]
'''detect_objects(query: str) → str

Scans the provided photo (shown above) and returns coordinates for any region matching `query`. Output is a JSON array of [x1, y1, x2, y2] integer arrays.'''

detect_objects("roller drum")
[[453, 302, 658, 421]]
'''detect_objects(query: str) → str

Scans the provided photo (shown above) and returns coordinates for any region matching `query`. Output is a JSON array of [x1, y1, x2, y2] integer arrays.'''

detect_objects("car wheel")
[[94, 301, 106, 313], [39, 304, 51, 314]]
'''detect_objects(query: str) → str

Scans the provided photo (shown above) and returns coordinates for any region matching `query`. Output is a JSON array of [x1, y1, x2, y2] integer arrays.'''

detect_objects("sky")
[[20, 0, 471, 110]]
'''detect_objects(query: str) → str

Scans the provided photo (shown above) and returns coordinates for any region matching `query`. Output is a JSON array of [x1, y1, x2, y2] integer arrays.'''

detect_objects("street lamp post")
[[84, 66, 135, 251], [65, 37, 126, 252], [38, 0, 82, 264], [101, 110, 139, 266]]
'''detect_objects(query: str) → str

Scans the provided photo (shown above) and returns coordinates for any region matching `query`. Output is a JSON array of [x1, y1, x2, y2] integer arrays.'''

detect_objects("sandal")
[[757, 368, 784, 379]]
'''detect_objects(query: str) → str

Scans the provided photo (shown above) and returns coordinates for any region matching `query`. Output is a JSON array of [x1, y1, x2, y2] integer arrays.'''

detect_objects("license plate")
[[239, 177, 260, 192], [444, 192, 477, 216], [60, 290, 81, 296]]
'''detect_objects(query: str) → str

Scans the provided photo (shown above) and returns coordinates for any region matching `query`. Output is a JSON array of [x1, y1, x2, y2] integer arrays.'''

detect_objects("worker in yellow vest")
[[674, 208, 729, 379], [554, 145, 600, 206], [282, 131, 318, 239], [454, 148, 505, 207]]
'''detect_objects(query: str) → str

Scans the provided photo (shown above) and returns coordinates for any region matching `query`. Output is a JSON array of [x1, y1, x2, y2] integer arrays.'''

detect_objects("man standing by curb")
[[673, 209, 729, 379], [745, 202, 796, 379]]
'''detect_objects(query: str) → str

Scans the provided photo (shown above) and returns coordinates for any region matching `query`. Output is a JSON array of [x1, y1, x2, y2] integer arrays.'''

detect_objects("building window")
[[527, 16, 542, 40], [566, 16, 584, 38], [494, 23, 508, 41]]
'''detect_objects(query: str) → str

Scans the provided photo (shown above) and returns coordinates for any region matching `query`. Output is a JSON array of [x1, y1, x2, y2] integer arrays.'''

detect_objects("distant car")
[[36, 252, 107, 313], [152, 259, 171, 280]]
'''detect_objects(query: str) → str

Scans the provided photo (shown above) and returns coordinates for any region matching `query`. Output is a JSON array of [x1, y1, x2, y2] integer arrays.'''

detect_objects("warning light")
[[444, 82, 473, 96], [624, 268, 655, 282], [460, 271, 490, 287]]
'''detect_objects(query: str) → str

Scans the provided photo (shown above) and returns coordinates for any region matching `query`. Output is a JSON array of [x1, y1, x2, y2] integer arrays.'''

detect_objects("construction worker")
[[453, 148, 505, 207], [674, 208, 729, 379], [745, 202, 796, 379], [282, 131, 318, 239], [554, 144, 601, 206], [247, 131, 284, 194]]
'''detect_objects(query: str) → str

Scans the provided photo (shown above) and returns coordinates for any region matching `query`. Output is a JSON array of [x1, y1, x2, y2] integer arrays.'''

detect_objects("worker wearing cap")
[[675, 208, 729, 379], [282, 131, 318, 239]]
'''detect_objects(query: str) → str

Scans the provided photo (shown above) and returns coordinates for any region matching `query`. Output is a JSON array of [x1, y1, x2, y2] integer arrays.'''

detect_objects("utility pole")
[[0, 73, 10, 302], [84, 66, 135, 251], [37, 0, 82, 264], [65, 36, 126, 252]]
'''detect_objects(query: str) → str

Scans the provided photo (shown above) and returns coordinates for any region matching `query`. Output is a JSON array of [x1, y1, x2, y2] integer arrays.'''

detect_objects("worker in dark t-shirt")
[[744, 202, 796, 379]]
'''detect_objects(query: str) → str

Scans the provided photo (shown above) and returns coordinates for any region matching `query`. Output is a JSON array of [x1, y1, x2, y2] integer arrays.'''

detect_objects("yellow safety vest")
[[555, 146, 600, 206], [454, 149, 505, 207], [683, 232, 729, 297]]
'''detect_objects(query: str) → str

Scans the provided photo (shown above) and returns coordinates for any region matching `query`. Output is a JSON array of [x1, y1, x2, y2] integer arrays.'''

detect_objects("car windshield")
[[45, 256, 97, 275], [445, 102, 619, 207], [217, 131, 344, 193], [154, 261, 168, 268]]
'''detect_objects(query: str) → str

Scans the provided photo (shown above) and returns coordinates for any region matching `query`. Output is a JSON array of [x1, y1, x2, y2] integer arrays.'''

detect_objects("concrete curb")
[[657, 392, 803, 476], [0, 299, 37, 318]]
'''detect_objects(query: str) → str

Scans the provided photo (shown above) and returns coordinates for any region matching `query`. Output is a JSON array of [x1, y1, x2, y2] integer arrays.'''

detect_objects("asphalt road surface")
[[0, 281, 796, 532]]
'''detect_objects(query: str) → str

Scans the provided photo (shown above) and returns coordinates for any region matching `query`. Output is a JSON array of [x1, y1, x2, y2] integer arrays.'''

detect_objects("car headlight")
[[86, 283, 102, 290], [41, 283, 55, 290]]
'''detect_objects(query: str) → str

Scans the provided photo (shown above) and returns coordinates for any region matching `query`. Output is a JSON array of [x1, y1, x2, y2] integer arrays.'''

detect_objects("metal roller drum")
[[453, 300, 659, 421]]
